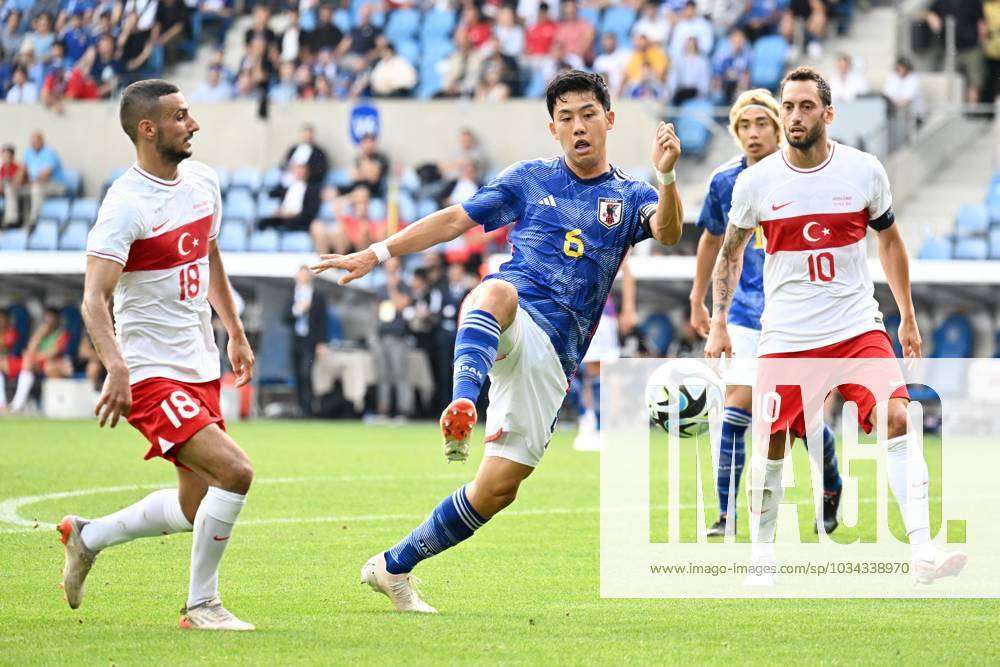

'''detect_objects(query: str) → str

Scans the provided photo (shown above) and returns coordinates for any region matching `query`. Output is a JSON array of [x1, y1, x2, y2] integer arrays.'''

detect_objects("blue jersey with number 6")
[[462, 156, 659, 379]]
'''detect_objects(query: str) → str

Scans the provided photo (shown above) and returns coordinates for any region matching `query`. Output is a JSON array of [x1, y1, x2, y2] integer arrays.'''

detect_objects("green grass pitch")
[[0, 418, 995, 665]]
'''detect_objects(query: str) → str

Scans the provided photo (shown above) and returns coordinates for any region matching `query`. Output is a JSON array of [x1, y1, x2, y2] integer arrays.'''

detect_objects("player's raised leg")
[[441, 279, 518, 462], [173, 424, 254, 630]]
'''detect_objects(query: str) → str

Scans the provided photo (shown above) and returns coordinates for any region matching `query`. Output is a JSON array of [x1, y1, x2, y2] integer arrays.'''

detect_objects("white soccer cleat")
[[743, 543, 777, 587], [440, 398, 477, 462], [360, 552, 438, 613], [179, 598, 255, 631], [58, 515, 98, 610], [911, 547, 968, 585], [573, 430, 601, 452]]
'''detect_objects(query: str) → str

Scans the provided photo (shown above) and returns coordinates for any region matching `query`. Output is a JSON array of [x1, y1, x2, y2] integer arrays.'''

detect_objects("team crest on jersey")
[[598, 197, 624, 228]]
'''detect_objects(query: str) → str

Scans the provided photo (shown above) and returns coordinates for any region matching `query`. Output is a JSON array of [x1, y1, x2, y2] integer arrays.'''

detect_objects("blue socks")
[[384, 485, 487, 574], [717, 407, 751, 517], [819, 423, 843, 494], [452, 309, 500, 403]]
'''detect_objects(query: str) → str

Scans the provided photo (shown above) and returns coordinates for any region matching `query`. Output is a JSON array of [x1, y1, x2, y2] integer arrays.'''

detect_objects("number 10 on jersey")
[[807, 252, 835, 282], [178, 263, 201, 300]]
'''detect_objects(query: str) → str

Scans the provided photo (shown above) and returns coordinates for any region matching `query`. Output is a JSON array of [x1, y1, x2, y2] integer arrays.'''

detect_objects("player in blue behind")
[[689, 89, 843, 538], [312, 71, 683, 612]]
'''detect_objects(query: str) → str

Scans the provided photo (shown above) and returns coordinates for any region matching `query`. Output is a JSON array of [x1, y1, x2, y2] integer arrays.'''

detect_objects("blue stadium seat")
[[105, 166, 127, 184], [62, 169, 82, 198], [1, 229, 28, 251], [953, 237, 988, 260], [641, 313, 673, 357], [263, 166, 282, 191], [327, 168, 353, 189], [749, 35, 789, 90], [675, 99, 714, 158], [417, 198, 438, 219], [578, 5, 600, 27], [326, 305, 344, 342], [69, 197, 99, 224], [257, 194, 280, 218], [218, 222, 248, 252], [319, 200, 337, 221], [385, 8, 421, 43], [213, 166, 231, 192], [417, 63, 444, 99], [27, 220, 59, 250], [333, 9, 352, 33], [421, 36, 454, 64], [39, 197, 71, 225], [396, 38, 420, 66], [280, 231, 313, 252], [988, 202, 1000, 225], [987, 171, 1000, 208], [59, 220, 89, 250], [369, 198, 387, 221], [420, 9, 456, 41], [989, 228, 1000, 258], [248, 229, 280, 252], [225, 191, 256, 222], [918, 236, 952, 259], [230, 167, 262, 193], [955, 203, 989, 236], [600, 6, 636, 44], [931, 313, 973, 358], [398, 191, 417, 221]]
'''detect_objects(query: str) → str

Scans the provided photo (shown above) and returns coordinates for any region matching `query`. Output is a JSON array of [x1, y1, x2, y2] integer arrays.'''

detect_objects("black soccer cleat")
[[707, 514, 736, 537], [815, 487, 842, 534]]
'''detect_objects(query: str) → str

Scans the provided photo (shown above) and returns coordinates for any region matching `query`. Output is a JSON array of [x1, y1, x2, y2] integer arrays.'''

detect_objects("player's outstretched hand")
[[690, 301, 711, 338], [652, 121, 681, 175], [228, 335, 255, 388], [898, 316, 923, 359], [310, 248, 378, 285], [96, 367, 131, 428], [704, 325, 732, 359]]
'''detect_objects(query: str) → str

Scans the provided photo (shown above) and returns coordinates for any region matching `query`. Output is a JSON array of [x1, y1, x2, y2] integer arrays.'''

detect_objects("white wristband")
[[657, 169, 676, 186], [370, 241, 391, 264]]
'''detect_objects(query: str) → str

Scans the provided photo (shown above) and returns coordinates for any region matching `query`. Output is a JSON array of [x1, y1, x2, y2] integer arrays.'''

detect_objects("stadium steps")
[[809, 6, 897, 91]]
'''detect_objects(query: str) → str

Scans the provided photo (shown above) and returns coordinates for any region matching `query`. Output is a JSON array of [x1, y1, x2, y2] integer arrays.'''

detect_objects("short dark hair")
[[545, 70, 611, 118], [779, 66, 832, 107], [1, 143, 14, 155], [119, 79, 180, 143]]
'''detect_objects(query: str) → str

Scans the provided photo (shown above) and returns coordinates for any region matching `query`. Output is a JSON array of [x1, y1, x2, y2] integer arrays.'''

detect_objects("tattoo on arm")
[[711, 226, 753, 320]]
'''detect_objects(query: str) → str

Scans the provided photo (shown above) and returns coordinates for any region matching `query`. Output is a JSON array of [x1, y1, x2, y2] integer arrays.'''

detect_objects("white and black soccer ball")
[[646, 359, 724, 437]]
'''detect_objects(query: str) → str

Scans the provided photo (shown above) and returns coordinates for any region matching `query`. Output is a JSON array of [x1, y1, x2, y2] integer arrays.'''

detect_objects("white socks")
[[80, 488, 193, 551], [884, 434, 931, 551], [9, 369, 34, 411], [188, 487, 246, 607], [749, 458, 785, 545]]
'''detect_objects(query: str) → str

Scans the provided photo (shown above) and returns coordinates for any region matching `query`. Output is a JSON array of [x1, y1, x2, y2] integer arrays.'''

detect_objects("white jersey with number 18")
[[86, 160, 222, 385], [728, 142, 892, 356]]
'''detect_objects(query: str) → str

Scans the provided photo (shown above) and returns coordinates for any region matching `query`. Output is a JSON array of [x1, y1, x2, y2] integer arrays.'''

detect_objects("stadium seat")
[[675, 99, 714, 159], [918, 236, 952, 259], [955, 203, 989, 236], [59, 220, 89, 250], [218, 222, 248, 252], [69, 198, 99, 224], [213, 166, 231, 192], [600, 6, 636, 44], [396, 38, 421, 66], [421, 36, 454, 64], [257, 194, 280, 218], [953, 237, 988, 260], [326, 306, 344, 342], [327, 168, 353, 189], [27, 220, 59, 250], [39, 198, 71, 225], [263, 166, 282, 191], [988, 202, 1000, 226], [333, 9, 352, 33], [369, 198, 387, 221], [398, 191, 417, 221], [749, 35, 789, 90], [641, 312, 674, 356], [318, 200, 337, 221], [987, 172, 1000, 208], [931, 313, 974, 358], [225, 191, 256, 222], [989, 228, 1000, 259], [417, 198, 438, 219], [1, 229, 28, 251], [248, 229, 280, 252], [104, 166, 127, 188], [62, 169, 82, 198], [417, 64, 444, 99], [420, 9, 456, 41], [230, 167, 262, 193], [578, 5, 600, 27], [385, 8, 421, 43], [279, 231, 313, 252]]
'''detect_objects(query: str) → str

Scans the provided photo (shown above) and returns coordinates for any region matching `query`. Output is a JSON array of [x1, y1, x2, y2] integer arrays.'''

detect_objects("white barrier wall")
[[0, 99, 662, 194]]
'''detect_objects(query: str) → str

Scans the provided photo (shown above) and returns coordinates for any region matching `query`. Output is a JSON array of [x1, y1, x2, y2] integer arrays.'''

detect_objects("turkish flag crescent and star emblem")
[[598, 197, 624, 228]]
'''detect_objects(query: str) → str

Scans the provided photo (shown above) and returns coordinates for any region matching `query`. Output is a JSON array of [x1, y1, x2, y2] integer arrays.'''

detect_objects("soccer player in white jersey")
[[58, 80, 257, 630], [706, 67, 966, 583]]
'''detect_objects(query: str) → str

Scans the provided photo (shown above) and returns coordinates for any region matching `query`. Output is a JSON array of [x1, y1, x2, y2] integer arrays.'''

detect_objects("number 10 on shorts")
[[161, 390, 201, 428]]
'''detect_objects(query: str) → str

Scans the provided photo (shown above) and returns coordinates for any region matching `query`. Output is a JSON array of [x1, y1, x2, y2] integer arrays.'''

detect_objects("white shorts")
[[582, 314, 620, 364], [723, 324, 760, 387], [483, 309, 568, 468]]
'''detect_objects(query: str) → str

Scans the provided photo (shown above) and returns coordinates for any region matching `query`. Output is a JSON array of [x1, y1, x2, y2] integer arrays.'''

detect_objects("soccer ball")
[[646, 359, 724, 437]]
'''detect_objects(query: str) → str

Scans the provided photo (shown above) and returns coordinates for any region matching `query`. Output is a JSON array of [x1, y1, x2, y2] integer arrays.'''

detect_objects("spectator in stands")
[[28, 0, 64, 26], [89, 33, 122, 98], [625, 61, 666, 99], [313, 73, 334, 99], [281, 123, 329, 187], [477, 36, 522, 96], [311, 184, 384, 254], [712, 27, 751, 103], [244, 4, 277, 51], [593, 32, 631, 98], [474, 63, 510, 101], [63, 48, 100, 100], [306, 3, 344, 54], [269, 59, 298, 102], [0, 10, 25, 58], [632, 1, 670, 44], [238, 34, 274, 99], [8, 306, 71, 413], [22, 13, 57, 61], [0, 308, 18, 411], [438, 127, 489, 182], [706, 0, 746, 32], [370, 39, 417, 97], [349, 133, 390, 197], [22, 130, 66, 225], [623, 33, 669, 92], [667, 36, 710, 104], [780, 0, 826, 59], [5, 64, 39, 104], [40, 43, 71, 111], [986, 0, 1000, 104], [445, 159, 482, 205], [495, 6, 525, 58], [61, 9, 95, 64], [201, 0, 235, 47], [883, 56, 925, 124], [525, 2, 558, 58], [259, 163, 321, 232], [191, 64, 235, 102], [668, 1, 713, 61], [926, 0, 987, 103], [554, 0, 594, 64], [741, 0, 782, 42], [286, 266, 328, 417], [118, 8, 160, 84], [155, 0, 192, 67], [280, 7, 303, 63], [1, 144, 25, 227], [341, 3, 381, 61], [408, 265, 452, 412], [457, 5, 493, 49], [372, 259, 416, 419], [830, 52, 869, 103]]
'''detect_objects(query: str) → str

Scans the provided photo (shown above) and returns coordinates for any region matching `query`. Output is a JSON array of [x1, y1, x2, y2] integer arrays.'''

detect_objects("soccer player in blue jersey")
[[311, 70, 684, 612], [689, 89, 843, 537]]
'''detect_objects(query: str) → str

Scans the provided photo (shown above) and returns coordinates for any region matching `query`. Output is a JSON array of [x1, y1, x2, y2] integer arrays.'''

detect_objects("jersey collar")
[[559, 156, 615, 186], [131, 162, 183, 188]]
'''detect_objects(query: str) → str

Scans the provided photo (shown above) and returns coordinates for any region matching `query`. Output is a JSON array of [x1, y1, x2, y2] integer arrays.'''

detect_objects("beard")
[[155, 133, 192, 164], [784, 121, 824, 150]]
